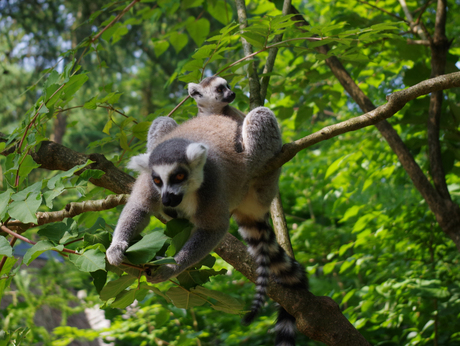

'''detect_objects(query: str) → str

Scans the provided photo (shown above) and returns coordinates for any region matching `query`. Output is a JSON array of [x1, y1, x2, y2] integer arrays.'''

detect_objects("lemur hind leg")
[[147, 116, 178, 152], [241, 106, 282, 169]]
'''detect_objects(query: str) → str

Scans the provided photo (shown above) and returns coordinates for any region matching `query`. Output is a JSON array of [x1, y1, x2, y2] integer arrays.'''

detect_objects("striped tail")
[[268, 234, 308, 346], [237, 218, 273, 325], [236, 213, 308, 345], [274, 306, 297, 346]]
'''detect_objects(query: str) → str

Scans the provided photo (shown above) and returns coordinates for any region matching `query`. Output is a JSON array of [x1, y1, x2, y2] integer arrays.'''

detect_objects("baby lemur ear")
[[127, 153, 150, 173], [188, 83, 202, 98], [186, 143, 208, 168]]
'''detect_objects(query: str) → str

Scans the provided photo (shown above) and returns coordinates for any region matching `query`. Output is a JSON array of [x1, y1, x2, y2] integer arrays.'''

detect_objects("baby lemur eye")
[[176, 173, 185, 181], [153, 177, 162, 185]]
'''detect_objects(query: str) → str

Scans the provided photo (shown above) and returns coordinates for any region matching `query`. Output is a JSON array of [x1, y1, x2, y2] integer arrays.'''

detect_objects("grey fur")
[[188, 76, 246, 122]]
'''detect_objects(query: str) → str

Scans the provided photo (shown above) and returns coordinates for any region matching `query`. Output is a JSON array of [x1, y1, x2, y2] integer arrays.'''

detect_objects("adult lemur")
[[106, 76, 307, 346]]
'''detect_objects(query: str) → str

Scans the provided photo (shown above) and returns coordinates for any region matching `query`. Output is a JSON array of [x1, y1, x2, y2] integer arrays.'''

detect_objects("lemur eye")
[[153, 177, 161, 185], [176, 173, 185, 181], [216, 87, 223, 93]]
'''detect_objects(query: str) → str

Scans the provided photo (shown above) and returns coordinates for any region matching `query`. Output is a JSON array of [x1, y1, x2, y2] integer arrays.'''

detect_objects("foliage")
[[1, 0, 460, 345]]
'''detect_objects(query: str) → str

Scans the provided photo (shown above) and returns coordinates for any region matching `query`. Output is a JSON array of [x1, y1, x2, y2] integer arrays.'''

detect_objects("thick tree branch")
[[30, 141, 135, 194], [215, 234, 371, 346], [261, 72, 460, 175], [427, 0, 450, 200]]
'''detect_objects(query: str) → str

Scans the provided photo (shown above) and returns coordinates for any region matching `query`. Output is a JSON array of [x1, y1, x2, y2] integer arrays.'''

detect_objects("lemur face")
[[188, 76, 235, 106], [149, 140, 207, 208]]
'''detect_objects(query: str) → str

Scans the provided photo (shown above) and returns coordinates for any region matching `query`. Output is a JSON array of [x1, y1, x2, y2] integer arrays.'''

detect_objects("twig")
[[0, 224, 76, 254]]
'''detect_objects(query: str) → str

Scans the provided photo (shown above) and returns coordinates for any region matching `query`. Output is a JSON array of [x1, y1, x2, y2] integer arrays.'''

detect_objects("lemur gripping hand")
[[106, 240, 129, 266]]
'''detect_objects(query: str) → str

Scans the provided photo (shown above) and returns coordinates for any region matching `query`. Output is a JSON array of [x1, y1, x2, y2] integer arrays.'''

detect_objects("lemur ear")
[[188, 83, 202, 98], [127, 153, 150, 172], [186, 143, 208, 168]]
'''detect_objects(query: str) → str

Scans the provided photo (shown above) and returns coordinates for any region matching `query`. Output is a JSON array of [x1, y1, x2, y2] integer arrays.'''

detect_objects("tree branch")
[[427, 0, 450, 200], [259, 0, 292, 102], [235, 0, 262, 109], [215, 234, 371, 346], [260, 72, 460, 177], [30, 141, 135, 194]]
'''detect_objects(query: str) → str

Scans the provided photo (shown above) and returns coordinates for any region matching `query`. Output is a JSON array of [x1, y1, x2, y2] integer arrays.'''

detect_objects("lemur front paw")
[[106, 240, 129, 266], [145, 264, 178, 283]]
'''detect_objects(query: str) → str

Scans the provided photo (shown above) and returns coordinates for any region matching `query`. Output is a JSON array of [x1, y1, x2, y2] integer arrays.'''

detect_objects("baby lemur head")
[[188, 76, 235, 115]]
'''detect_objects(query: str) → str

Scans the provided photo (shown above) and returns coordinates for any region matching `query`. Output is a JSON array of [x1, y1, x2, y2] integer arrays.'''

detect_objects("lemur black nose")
[[162, 193, 183, 207], [223, 91, 235, 103]]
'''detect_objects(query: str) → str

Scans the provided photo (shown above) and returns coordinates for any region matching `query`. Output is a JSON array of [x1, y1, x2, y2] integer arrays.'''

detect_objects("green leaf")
[[166, 287, 207, 309], [165, 219, 193, 238], [91, 270, 107, 294], [340, 205, 363, 222], [207, 0, 233, 25], [76, 169, 105, 185], [18, 155, 41, 178], [100, 275, 137, 301], [169, 32, 188, 54], [38, 222, 68, 242], [69, 248, 106, 272], [182, 0, 203, 10], [132, 121, 151, 141], [166, 227, 191, 257], [44, 70, 60, 89], [0, 237, 13, 257], [125, 231, 169, 265], [325, 154, 351, 179], [47, 160, 93, 189], [152, 40, 170, 57], [339, 258, 356, 273], [342, 289, 356, 304], [8, 192, 42, 224], [0, 189, 13, 220], [241, 32, 266, 49], [338, 242, 354, 256], [84, 97, 98, 109], [84, 231, 111, 249], [186, 17, 210, 47], [192, 286, 244, 314], [111, 289, 137, 308], [102, 119, 113, 135], [43, 184, 65, 209], [61, 74, 88, 101], [323, 261, 336, 275], [0, 257, 18, 304], [23, 240, 64, 265]]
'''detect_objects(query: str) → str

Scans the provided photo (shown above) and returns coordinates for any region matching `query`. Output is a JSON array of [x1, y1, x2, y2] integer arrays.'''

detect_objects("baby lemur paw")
[[106, 240, 129, 266]]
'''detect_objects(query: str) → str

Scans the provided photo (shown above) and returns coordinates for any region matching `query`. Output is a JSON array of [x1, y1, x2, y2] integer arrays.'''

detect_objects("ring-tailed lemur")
[[188, 76, 246, 122], [106, 86, 307, 346]]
